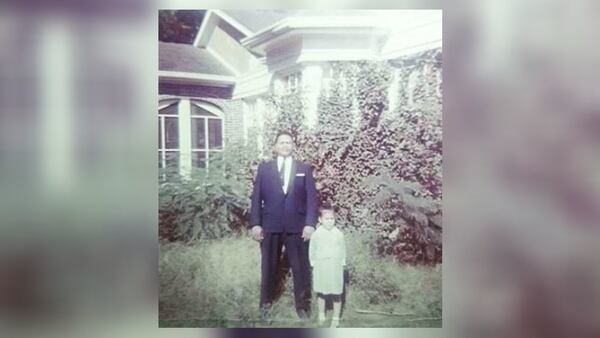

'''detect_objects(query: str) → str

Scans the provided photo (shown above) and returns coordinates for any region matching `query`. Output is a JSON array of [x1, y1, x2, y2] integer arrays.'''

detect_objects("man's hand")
[[302, 226, 315, 241], [251, 225, 263, 242]]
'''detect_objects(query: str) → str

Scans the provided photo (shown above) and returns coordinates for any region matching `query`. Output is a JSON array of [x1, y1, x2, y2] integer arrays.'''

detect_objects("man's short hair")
[[319, 202, 335, 213], [274, 130, 294, 144]]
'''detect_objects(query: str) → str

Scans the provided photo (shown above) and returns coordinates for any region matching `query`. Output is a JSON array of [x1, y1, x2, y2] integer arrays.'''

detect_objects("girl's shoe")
[[330, 318, 340, 328], [318, 313, 326, 325]]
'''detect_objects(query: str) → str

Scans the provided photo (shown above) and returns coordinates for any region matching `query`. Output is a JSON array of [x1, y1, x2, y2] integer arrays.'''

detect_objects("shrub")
[[363, 173, 442, 264], [159, 142, 260, 242], [344, 230, 442, 318]]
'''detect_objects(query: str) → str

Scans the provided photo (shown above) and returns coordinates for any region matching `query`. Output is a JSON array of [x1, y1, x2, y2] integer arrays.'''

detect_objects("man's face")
[[275, 134, 294, 157]]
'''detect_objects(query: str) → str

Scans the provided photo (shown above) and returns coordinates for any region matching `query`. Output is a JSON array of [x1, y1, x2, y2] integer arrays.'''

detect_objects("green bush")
[[363, 173, 442, 264], [159, 142, 260, 242], [344, 230, 441, 316]]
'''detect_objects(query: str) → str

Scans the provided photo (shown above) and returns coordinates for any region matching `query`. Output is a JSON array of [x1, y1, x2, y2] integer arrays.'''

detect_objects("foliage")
[[310, 63, 358, 203], [364, 173, 442, 264], [262, 89, 314, 161], [159, 232, 441, 327], [262, 49, 443, 264], [159, 48, 443, 264], [159, 142, 260, 242], [159, 235, 262, 326], [159, 10, 206, 44], [345, 231, 442, 318], [387, 48, 443, 199]]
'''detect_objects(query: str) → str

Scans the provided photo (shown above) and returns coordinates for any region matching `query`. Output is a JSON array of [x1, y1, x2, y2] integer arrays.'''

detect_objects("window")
[[191, 102, 223, 169], [158, 100, 179, 171], [285, 72, 302, 93]]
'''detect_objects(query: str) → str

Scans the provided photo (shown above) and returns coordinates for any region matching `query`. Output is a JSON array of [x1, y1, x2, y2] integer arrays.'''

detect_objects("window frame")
[[158, 100, 180, 170], [190, 101, 225, 170]]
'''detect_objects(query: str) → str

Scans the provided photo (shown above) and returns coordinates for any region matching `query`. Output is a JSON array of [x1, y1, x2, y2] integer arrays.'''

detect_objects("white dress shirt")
[[277, 156, 292, 194]]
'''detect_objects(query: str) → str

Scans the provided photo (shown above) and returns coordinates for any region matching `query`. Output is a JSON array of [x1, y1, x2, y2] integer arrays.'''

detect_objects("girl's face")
[[320, 210, 335, 230]]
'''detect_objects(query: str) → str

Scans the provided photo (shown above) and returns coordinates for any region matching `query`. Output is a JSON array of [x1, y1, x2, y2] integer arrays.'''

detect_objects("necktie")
[[279, 157, 287, 188]]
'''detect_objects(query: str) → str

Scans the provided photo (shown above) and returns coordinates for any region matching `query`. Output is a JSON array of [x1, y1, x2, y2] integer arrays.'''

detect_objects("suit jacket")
[[249, 158, 318, 233]]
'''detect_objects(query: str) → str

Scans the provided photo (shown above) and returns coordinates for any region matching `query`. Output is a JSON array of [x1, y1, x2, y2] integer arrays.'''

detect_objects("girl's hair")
[[319, 201, 335, 213]]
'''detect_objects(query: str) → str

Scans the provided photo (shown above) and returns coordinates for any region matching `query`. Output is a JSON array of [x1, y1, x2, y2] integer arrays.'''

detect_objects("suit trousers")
[[260, 231, 311, 312]]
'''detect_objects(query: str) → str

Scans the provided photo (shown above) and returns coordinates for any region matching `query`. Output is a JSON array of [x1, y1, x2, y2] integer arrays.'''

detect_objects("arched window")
[[190, 101, 224, 169], [158, 100, 179, 170]]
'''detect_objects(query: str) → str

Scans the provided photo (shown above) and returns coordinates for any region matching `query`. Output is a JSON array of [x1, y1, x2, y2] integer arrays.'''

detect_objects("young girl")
[[309, 202, 346, 328]]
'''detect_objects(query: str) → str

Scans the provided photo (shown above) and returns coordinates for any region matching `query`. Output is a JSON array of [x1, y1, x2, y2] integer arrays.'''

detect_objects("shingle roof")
[[159, 42, 234, 76], [222, 10, 300, 32]]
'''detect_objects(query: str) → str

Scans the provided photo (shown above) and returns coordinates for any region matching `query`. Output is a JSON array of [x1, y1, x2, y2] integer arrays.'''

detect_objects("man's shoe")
[[260, 305, 272, 322], [296, 309, 309, 321]]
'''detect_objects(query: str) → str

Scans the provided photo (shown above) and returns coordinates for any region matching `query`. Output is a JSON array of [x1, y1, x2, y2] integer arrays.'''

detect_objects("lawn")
[[159, 231, 442, 328]]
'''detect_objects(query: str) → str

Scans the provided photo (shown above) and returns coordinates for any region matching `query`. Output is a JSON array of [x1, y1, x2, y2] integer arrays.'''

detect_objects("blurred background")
[[1, 0, 599, 338]]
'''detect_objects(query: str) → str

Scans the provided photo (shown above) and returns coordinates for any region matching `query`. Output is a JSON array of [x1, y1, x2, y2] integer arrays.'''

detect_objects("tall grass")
[[159, 231, 441, 327]]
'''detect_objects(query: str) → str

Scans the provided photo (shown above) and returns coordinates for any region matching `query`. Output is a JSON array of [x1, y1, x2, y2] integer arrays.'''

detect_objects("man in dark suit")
[[249, 131, 318, 320]]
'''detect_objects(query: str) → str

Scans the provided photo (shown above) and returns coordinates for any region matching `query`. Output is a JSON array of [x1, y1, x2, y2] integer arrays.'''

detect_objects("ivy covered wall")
[[259, 47, 443, 264]]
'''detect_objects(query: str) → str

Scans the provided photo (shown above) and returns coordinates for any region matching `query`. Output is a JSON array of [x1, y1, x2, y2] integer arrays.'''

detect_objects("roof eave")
[[158, 70, 236, 87], [241, 18, 384, 55]]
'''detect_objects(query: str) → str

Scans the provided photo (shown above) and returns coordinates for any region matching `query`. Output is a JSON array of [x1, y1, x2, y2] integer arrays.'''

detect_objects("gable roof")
[[194, 9, 306, 48], [159, 41, 234, 76]]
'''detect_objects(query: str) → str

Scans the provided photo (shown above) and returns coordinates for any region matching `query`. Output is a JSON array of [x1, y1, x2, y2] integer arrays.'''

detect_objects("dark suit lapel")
[[268, 159, 286, 195], [268, 159, 281, 185], [287, 159, 298, 196]]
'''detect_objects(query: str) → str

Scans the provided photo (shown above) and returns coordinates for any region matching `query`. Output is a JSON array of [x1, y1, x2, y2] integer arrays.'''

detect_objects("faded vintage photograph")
[[158, 9, 442, 328]]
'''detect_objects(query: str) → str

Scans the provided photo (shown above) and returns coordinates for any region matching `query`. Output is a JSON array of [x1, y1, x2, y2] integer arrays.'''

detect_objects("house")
[[158, 9, 442, 175]]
